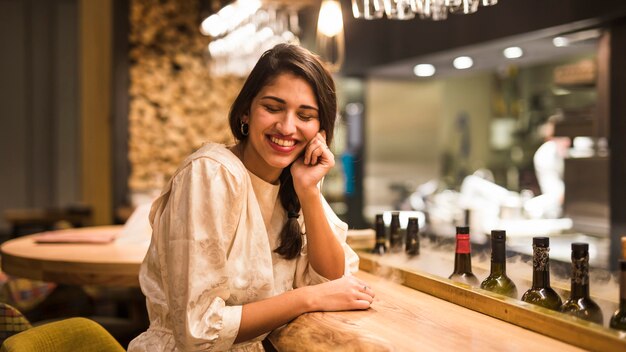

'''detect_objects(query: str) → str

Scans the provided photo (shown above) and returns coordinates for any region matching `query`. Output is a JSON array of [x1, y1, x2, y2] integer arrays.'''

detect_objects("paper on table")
[[116, 202, 153, 245], [34, 228, 119, 244]]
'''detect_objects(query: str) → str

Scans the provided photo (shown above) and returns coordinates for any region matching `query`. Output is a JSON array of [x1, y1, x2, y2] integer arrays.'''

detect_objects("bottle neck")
[[570, 254, 590, 299], [407, 221, 418, 237], [490, 240, 506, 275], [375, 222, 385, 241], [619, 271, 626, 311], [571, 282, 590, 299], [490, 262, 506, 276], [620, 298, 626, 312], [389, 218, 401, 247], [390, 218, 400, 234], [455, 234, 471, 254], [454, 234, 472, 274], [454, 253, 473, 274], [532, 245, 551, 289]]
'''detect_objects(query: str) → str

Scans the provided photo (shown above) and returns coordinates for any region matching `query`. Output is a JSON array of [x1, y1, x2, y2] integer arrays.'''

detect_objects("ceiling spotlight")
[[553, 36, 569, 47], [413, 64, 436, 77], [453, 56, 473, 70], [503, 46, 523, 59]]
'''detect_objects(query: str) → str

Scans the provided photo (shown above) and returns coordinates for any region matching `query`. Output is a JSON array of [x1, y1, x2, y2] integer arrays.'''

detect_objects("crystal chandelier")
[[352, 0, 499, 21], [200, 0, 303, 76]]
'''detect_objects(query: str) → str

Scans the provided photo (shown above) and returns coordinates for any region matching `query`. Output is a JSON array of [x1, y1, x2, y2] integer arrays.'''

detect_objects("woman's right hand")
[[306, 275, 375, 312]]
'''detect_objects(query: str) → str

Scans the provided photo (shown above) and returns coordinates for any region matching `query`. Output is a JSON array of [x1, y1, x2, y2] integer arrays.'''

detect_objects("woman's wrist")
[[295, 185, 320, 201], [295, 285, 318, 312]]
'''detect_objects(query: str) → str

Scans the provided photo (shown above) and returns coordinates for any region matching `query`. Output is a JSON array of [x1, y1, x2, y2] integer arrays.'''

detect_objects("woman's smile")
[[268, 135, 297, 149]]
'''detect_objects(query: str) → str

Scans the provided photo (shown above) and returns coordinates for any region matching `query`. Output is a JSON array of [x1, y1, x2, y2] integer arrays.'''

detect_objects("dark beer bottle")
[[560, 243, 603, 324], [449, 226, 480, 286], [480, 230, 517, 298], [405, 217, 419, 256], [389, 212, 402, 253], [610, 260, 626, 331], [371, 214, 386, 255], [521, 237, 562, 310]]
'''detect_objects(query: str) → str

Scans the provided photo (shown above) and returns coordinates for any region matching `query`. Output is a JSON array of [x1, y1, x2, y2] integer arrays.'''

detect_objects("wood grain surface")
[[269, 271, 586, 351], [359, 253, 626, 352], [0, 226, 148, 287]]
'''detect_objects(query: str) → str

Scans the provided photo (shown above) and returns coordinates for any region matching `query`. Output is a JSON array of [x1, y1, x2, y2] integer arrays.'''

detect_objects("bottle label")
[[572, 254, 589, 285], [456, 234, 470, 254], [533, 245, 550, 271]]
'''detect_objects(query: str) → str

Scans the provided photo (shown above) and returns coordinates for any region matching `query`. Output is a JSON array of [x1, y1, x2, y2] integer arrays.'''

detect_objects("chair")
[[0, 303, 32, 344], [0, 317, 125, 352]]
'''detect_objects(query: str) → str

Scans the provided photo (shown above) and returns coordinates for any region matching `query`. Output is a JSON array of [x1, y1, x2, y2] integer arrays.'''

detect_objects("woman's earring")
[[240, 121, 249, 136]]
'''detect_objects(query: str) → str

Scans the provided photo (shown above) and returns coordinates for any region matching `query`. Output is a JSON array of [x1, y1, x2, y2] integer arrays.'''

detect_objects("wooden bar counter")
[[2, 227, 623, 350], [268, 270, 584, 351]]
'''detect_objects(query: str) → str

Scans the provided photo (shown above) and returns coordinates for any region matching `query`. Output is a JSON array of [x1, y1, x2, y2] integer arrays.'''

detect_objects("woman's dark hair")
[[229, 44, 337, 260]]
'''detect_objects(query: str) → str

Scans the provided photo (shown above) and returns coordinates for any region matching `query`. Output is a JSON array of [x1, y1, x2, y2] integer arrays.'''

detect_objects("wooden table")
[[0, 228, 586, 350], [269, 271, 583, 351], [0, 226, 148, 287]]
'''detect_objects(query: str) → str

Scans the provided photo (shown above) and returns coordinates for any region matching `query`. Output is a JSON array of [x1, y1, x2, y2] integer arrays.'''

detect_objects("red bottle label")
[[456, 234, 470, 254]]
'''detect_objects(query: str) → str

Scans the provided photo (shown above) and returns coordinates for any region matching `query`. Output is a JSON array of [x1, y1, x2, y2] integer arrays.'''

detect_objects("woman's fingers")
[[354, 290, 374, 304], [361, 285, 375, 299], [309, 143, 326, 165], [303, 137, 320, 164], [304, 134, 330, 165], [353, 299, 372, 310], [348, 276, 375, 300]]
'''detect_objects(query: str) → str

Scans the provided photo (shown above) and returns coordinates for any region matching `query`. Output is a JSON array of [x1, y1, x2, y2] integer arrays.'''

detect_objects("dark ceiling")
[[338, 0, 626, 77]]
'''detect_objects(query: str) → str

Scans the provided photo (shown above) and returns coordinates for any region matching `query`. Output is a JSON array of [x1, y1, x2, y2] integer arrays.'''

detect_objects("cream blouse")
[[128, 143, 359, 352]]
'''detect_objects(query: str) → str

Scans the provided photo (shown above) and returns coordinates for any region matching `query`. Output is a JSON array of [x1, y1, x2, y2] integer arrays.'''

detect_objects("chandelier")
[[352, 0, 499, 21], [200, 0, 306, 76], [200, 0, 344, 75]]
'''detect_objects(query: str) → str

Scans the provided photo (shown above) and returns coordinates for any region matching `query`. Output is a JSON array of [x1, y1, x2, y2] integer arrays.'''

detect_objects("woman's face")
[[241, 72, 321, 183]]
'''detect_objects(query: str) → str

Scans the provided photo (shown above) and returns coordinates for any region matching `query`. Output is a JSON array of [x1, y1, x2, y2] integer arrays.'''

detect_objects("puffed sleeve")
[[293, 195, 359, 288], [152, 157, 243, 351]]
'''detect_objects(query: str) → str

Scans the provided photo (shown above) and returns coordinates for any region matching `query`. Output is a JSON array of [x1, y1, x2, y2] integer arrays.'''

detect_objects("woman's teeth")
[[270, 136, 295, 147]]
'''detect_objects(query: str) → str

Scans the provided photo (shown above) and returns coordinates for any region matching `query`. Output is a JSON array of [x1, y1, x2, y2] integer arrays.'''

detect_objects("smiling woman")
[[127, 44, 374, 352]]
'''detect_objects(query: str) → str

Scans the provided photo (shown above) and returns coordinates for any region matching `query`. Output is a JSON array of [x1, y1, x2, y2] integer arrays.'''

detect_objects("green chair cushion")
[[0, 317, 125, 352]]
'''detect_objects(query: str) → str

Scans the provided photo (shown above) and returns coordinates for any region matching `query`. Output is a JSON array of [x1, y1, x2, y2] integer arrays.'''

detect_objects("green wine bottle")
[[521, 237, 562, 310], [389, 212, 402, 253], [371, 214, 387, 255], [560, 243, 603, 324], [610, 260, 626, 330], [480, 230, 518, 298], [405, 217, 420, 256], [449, 226, 480, 286]]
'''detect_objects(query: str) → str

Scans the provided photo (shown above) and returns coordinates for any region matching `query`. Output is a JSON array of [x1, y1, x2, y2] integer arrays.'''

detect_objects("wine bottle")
[[449, 226, 480, 286], [610, 260, 626, 331], [371, 214, 386, 255], [389, 212, 402, 253], [480, 230, 517, 298], [521, 237, 562, 310], [560, 243, 603, 324], [405, 217, 419, 256]]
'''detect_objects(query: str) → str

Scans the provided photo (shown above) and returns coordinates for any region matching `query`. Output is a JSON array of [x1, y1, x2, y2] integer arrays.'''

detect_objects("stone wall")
[[128, 0, 243, 191]]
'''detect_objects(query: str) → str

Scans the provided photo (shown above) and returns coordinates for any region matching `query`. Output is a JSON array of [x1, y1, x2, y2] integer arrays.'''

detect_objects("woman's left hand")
[[291, 130, 335, 195]]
